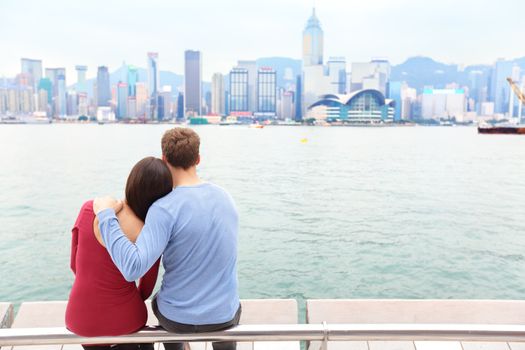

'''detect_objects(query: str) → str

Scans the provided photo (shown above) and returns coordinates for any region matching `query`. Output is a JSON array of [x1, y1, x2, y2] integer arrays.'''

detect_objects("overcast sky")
[[1, 0, 523, 81]]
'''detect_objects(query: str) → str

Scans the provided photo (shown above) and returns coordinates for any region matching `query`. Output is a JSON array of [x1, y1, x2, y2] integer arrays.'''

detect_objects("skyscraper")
[[302, 8, 324, 67], [147, 52, 160, 119], [184, 50, 202, 116], [295, 75, 303, 121], [21, 58, 43, 91], [327, 57, 346, 94], [211, 73, 225, 115], [237, 60, 257, 113], [489, 59, 514, 114], [116, 82, 128, 119], [387, 81, 402, 122], [96, 66, 111, 107], [229, 68, 249, 113], [45, 67, 66, 101], [127, 65, 138, 97], [257, 67, 277, 116], [75, 65, 88, 94], [56, 74, 67, 117]]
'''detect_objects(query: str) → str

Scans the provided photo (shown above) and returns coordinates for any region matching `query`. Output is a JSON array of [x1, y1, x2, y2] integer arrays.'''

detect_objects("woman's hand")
[[93, 196, 123, 215]]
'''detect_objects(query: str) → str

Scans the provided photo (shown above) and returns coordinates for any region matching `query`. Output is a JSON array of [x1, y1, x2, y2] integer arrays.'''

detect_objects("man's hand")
[[93, 196, 123, 215]]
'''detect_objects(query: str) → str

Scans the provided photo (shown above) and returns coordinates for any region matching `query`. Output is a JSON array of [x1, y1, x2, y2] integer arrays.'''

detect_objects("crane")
[[507, 77, 525, 104], [507, 77, 525, 123]]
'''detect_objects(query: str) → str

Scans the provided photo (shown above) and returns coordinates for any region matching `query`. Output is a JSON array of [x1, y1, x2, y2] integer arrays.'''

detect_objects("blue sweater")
[[98, 182, 240, 325]]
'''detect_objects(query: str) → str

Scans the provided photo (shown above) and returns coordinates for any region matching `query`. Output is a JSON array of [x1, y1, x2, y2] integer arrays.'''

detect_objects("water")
[[1, 124, 525, 318]]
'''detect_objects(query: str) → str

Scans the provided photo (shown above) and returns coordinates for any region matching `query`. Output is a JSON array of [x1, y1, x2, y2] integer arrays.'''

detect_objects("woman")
[[66, 157, 173, 350]]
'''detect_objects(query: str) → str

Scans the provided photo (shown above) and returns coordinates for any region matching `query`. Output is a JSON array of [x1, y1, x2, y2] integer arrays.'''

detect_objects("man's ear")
[[162, 155, 167, 163], [196, 154, 201, 166]]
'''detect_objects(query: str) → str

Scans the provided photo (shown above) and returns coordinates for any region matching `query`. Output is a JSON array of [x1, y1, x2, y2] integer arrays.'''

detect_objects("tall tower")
[[302, 8, 324, 67], [75, 65, 88, 94], [96, 66, 111, 107], [184, 50, 202, 117], [21, 58, 43, 91], [147, 52, 160, 119]]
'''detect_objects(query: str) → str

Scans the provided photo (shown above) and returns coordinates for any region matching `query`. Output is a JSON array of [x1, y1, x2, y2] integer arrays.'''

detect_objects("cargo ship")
[[478, 124, 525, 134]]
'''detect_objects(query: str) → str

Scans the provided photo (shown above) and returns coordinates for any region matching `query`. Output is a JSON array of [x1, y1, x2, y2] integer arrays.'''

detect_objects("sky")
[[0, 0, 523, 81]]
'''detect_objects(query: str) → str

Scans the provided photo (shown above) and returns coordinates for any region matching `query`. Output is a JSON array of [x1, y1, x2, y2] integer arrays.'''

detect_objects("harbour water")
[[1, 124, 525, 314]]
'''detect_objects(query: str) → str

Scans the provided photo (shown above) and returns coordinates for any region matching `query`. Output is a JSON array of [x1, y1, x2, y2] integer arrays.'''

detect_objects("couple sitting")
[[66, 127, 241, 350]]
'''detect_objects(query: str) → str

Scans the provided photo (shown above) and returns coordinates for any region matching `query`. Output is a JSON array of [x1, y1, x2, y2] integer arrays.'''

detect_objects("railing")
[[3, 324, 525, 347]]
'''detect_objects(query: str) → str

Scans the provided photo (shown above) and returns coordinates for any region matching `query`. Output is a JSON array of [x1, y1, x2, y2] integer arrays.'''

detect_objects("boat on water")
[[249, 124, 264, 129], [478, 124, 525, 134]]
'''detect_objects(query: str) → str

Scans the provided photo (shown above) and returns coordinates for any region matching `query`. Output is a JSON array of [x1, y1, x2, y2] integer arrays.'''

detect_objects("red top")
[[66, 201, 160, 336]]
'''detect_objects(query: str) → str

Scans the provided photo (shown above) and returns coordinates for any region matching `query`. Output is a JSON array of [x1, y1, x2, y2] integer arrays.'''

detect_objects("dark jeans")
[[82, 344, 154, 350], [152, 297, 242, 350]]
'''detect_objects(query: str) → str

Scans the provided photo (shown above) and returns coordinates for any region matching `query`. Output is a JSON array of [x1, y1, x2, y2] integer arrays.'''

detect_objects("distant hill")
[[390, 56, 460, 92]]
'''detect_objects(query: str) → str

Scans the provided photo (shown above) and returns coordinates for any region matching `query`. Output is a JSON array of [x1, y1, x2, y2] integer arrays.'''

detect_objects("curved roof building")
[[307, 89, 396, 124]]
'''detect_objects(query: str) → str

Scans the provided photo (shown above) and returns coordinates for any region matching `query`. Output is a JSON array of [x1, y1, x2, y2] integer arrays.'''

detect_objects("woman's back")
[[66, 200, 159, 337]]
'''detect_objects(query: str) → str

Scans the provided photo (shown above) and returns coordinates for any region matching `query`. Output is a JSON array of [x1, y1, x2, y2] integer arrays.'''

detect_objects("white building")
[[96, 106, 115, 122], [211, 73, 225, 115], [350, 59, 390, 96], [421, 89, 466, 120]]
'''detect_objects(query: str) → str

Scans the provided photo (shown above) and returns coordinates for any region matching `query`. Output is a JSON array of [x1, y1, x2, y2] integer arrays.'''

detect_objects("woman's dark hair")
[[125, 157, 173, 222]]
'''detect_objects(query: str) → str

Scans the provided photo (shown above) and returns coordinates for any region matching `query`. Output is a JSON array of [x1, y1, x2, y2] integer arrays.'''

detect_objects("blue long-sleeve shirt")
[[98, 182, 240, 325]]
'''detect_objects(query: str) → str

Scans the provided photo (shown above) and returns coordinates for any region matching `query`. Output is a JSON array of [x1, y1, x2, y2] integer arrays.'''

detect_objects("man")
[[93, 127, 240, 350]]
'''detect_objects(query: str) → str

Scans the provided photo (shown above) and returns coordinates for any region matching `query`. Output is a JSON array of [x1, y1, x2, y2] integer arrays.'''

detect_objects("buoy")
[[300, 138, 308, 143]]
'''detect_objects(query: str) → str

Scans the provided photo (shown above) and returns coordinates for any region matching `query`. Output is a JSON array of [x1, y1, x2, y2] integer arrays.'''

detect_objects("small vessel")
[[249, 124, 264, 129]]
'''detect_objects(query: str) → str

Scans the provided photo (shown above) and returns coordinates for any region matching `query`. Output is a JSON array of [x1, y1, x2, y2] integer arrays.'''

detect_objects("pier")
[[2, 300, 525, 350]]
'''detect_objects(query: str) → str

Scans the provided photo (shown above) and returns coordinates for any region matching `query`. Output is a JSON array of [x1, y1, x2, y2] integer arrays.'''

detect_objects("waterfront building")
[[127, 97, 137, 119], [37, 89, 48, 113], [38, 78, 53, 105], [75, 66, 88, 94], [147, 52, 160, 119], [280, 91, 295, 120], [135, 82, 148, 118], [421, 88, 465, 120], [45, 68, 66, 97], [56, 75, 67, 117], [67, 91, 78, 116], [211, 73, 225, 115], [204, 91, 212, 115], [468, 70, 488, 114], [350, 60, 390, 96], [237, 60, 257, 113], [400, 84, 417, 120], [176, 92, 184, 120], [0, 88, 7, 115], [96, 66, 111, 107], [303, 64, 331, 112], [21, 58, 43, 91], [302, 8, 323, 66], [19, 87, 35, 115], [327, 57, 346, 94], [158, 86, 172, 120], [116, 82, 128, 120], [295, 75, 302, 121], [307, 90, 395, 123], [127, 65, 138, 97], [78, 93, 88, 117], [184, 50, 202, 117], [229, 68, 249, 113], [96, 106, 115, 122], [387, 81, 402, 121], [256, 67, 277, 116], [490, 59, 515, 114]]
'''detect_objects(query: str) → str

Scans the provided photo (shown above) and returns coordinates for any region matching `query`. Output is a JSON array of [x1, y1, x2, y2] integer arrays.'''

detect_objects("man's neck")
[[170, 166, 202, 187]]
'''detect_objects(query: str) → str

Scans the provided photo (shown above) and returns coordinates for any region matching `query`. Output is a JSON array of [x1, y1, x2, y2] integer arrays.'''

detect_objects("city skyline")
[[1, 0, 524, 79]]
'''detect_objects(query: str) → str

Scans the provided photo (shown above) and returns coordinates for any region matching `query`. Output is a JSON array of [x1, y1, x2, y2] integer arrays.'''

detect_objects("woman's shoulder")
[[73, 200, 95, 229]]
